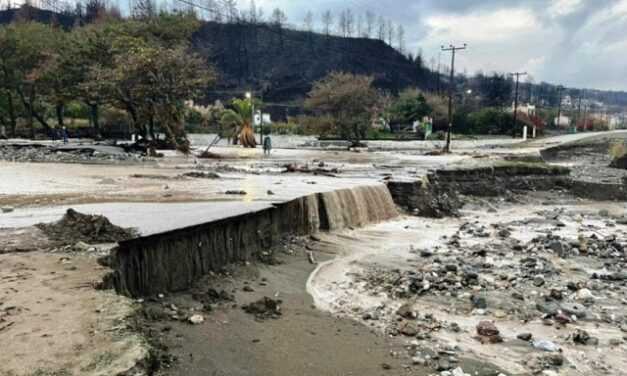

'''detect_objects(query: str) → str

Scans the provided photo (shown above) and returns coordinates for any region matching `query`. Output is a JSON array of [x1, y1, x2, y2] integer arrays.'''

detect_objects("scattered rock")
[[225, 190, 247, 195], [517, 333, 533, 341], [396, 303, 417, 319], [188, 314, 205, 324], [533, 339, 559, 352], [182, 171, 220, 179], [573, 329, 598, 346], [471, 295, 488, 309], [243, 297, 282, 320], [476, 321, 503, 343]]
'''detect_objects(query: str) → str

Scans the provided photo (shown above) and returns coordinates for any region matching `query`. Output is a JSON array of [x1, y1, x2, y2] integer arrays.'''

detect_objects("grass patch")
[[609, 141, 627, 159]]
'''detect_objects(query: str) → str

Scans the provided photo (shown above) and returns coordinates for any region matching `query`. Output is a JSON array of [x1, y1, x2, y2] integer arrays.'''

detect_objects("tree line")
[[0, 8, 214, 151]]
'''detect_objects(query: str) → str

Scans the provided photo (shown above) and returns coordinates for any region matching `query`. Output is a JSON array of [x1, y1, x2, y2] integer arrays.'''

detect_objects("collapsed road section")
[[106, 184, 398, 297]]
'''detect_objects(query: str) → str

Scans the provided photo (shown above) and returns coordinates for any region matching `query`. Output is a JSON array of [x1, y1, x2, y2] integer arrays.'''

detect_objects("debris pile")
[[36, 209, 136, 244], [0, 144, 142, 163], [181, 171, 221, 179], [242, 297, 282, 320]]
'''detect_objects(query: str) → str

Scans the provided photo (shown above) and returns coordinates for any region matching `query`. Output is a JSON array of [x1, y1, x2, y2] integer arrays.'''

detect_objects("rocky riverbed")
[[307, 191, 627, 376]]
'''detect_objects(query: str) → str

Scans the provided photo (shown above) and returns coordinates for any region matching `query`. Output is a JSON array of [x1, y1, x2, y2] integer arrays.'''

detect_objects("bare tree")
[[397, 24, 405, 53], [322, 10, 333, 36], [377, 15, 386, 41], [304, 10, 314, 32], [271, 7, 287, 27], [365, 11, 375, 38], [387, 19, 394, 46], [206, 0, 222, 22], [345, 9, 354, 37], [338, 9, 347, 36], [356, 13, 363, 37], [248, 0, 259, 23], [223, 0, 238, 23]]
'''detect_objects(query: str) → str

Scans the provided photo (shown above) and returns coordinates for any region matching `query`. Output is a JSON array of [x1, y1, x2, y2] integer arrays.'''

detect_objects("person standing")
[[263, 135, 272, 156], [62, 126, 68, 144]]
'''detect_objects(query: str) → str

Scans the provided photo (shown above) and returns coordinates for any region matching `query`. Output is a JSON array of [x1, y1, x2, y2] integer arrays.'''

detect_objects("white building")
[[554, 115, 571, 128]]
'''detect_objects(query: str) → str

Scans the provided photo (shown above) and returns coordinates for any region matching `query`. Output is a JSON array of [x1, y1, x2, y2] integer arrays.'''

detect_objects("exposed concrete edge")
[[107, 185, 397, 297]]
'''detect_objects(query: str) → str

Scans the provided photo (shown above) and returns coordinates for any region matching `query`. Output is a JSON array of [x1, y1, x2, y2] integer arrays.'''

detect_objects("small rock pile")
[[242, 297, 282, 320]]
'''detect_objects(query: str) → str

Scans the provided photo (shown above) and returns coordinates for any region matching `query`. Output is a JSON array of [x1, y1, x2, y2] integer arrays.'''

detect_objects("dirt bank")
[[0, 251, 147, 376]]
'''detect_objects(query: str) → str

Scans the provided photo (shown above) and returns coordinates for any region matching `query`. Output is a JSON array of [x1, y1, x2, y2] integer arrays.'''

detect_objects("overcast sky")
[[246, 0, 627, 91]]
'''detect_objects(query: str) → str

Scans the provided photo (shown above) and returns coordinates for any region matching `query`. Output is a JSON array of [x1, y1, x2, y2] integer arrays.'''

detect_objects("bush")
[[609, 141, 627, 159], [268, 122, 299, 135], [295, 115, 335, 136], [466, 108, 517, 135], [101, 107, 131, 130], [387, 89, 431, 126], [64, 101, 89, 119]]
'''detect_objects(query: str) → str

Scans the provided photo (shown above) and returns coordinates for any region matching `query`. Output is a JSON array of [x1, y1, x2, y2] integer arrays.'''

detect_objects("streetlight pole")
[[510, 71, 527, 138], [441, 43, 466, 153], [245, 91, 259, 145]]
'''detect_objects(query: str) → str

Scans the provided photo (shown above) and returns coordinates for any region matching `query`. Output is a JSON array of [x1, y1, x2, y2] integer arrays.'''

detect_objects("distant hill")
[[193, 22, 427, 118]]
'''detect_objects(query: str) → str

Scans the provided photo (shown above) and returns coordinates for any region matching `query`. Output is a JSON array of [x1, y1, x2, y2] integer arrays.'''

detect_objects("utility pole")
[[576, 90, 583, 129], [441, 43, 466, 153], [555, 85, 564, 130], [510, 71, 527, 138]]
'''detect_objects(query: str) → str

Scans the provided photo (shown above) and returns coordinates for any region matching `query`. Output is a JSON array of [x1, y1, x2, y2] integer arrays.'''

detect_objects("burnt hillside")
[[0, 5, 75, 28], [194, 22, 427, 110]]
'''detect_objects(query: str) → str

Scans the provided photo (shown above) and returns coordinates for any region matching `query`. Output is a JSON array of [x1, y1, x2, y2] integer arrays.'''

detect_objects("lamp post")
[[245, 91, 259, 145]]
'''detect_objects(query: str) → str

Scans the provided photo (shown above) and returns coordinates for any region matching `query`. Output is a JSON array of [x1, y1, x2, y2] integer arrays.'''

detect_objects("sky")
[[246, 0, 627, 91]]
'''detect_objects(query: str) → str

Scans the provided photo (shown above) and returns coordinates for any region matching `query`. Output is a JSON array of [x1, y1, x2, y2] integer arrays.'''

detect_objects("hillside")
[[193, 22, 426, 117]]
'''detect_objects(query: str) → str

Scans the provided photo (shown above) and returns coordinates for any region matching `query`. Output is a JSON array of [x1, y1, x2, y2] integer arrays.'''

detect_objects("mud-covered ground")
[[135, 237, 505, 376], [2, 131, 627, 376]]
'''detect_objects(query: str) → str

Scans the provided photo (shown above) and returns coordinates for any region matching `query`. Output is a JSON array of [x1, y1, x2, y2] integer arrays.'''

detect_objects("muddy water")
[[306, 199, 627, 375]]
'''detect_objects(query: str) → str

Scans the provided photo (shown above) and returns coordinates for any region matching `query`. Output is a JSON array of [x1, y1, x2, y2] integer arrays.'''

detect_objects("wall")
[[108, 185, 398, 297]]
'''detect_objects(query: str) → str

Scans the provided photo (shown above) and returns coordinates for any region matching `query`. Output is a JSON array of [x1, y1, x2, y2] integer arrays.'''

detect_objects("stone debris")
[[188, 314, 205, 325], [0, 144, 143, 163], [242, 297, 282, 320], [532, 339, 559, 352], [331, 201, 627, 375], [476, 321, 503, 343], [36, 209, 136, 244], [225, 190, 247, 195], [181, 171, 221, 179]]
